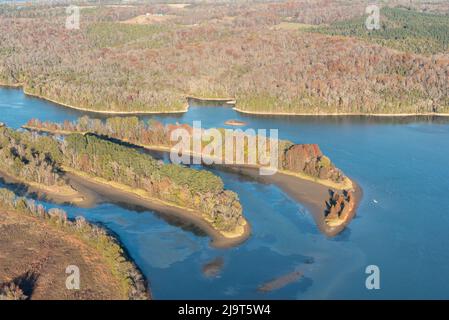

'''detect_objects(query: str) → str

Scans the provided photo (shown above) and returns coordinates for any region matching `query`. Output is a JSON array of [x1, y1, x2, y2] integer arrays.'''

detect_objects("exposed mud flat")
[[257, 270, 303, 293], [202, 257, 225, 278], [0, 170, 88, 207], [65, 172, 251, 249], [206, 164, 362, 237]]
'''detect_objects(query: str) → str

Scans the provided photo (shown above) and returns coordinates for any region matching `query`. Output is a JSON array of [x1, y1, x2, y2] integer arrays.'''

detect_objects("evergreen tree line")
[[4, 123, 244, 232], [27, 116, 346, 183], [63, 133, 244, 232]]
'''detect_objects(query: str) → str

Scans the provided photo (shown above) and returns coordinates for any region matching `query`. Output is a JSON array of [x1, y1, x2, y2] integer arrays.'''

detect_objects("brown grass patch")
[[121, 14, 177, 25], [0, 210, 125, 300], [167, 3, 191, 9]]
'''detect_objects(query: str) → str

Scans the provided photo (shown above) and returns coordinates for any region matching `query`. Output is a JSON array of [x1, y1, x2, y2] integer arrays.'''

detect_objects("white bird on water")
[[373, 199, 378, 204]]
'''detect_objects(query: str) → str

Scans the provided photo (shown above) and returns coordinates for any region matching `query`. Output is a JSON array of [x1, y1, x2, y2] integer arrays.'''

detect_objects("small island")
[[224, 119, 247, 126]]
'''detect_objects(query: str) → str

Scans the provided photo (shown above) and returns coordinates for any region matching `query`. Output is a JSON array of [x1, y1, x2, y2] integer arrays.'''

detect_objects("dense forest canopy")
[[26, 116, 347, 183], [0, 126, 64, 186], [0, 124, 244, 232], [63, 132, 225, 194], [316, 7, 449, 55], [63, 133, 244, 231], [0, 1, 447, 114]]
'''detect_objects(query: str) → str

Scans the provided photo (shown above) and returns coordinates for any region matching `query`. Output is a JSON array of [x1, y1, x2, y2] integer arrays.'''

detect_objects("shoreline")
[[23, 126, 352, 191], [0, 83, 188, 115], [224, 119, 247, 126], [2, 83, 447, 117], [0, 199, 150, 300], [0, 82, 23, 88], [23, 89, 189, 115], [122, 146, 359, 234], [22, 125, 88, 136], [276, 172, 362, 236], [0, 168, 88, 206], [232, 107, 449, 117], [186, 95, 236, 103], [116, 140, 352, 190], [217, 165, 361, 236], [95, 139, 353, 190], [23, 125, 359, 236], [63, 166, 251, 249]]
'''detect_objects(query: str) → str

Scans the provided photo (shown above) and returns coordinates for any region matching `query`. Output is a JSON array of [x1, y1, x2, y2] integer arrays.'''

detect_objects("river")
[[1, 87, 449, 299]]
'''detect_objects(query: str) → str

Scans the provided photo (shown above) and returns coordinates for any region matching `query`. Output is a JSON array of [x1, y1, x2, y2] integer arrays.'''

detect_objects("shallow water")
[[1, 87, 449, 299]]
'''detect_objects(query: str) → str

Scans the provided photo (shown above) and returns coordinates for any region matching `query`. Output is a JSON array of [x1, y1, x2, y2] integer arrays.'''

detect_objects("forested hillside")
[[0, 188, 149, 300], [0, 1, 447, 114], [316, 7, 449, 55]]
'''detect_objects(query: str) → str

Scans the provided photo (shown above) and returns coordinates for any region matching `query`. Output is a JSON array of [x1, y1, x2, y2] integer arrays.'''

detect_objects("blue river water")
[[1, 87, 449, 299]]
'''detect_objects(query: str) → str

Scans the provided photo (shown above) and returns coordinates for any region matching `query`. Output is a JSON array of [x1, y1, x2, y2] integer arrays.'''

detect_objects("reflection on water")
[[0, 175, 70, 205], [202, 257, 225, 278], [106, 201, 209, 238], [1, 87, 449, 298], [257, 269, 304, 293]]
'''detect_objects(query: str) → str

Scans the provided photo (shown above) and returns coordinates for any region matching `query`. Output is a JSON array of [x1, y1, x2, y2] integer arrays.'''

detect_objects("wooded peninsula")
[[0, 124, 249, 245], [24, 116, 359, 231]]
